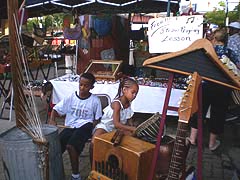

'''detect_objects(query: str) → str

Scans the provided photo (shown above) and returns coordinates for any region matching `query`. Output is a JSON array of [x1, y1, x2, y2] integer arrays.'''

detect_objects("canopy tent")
[[24, 0, 180, 17], [1, 0, 180, 19]]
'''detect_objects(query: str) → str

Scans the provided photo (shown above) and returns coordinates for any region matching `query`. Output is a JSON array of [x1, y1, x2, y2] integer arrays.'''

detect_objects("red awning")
[[131, 15, 154, 24]]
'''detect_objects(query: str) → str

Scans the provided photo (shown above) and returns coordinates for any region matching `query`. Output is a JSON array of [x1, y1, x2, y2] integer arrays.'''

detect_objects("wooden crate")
[[92, 131, 155, 180]]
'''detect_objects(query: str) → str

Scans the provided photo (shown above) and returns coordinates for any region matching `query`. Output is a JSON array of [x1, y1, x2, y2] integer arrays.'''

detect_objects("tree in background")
[[46, 13, 65, 32], [26, 13, 65, 35], [205, 1, 239, 27]]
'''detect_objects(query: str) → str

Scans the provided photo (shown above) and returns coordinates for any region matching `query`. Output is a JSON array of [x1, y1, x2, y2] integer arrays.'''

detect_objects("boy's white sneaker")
[[71, 175, 81, 180]]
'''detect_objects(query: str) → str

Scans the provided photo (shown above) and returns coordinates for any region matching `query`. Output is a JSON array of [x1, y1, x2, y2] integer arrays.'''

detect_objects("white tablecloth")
[[50, 75, 184, 116]]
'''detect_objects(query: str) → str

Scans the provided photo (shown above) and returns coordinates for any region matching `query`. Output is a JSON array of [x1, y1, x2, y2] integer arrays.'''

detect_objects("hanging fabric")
[[79, 15, 90, 49], [63, 14, 82, 40], [92, 15, 112, 37], [63, 26, 82, 40]]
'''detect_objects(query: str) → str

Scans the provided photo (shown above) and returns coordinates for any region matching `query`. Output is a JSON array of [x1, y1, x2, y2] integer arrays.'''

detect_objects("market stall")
[[20, 0, 180, 75]]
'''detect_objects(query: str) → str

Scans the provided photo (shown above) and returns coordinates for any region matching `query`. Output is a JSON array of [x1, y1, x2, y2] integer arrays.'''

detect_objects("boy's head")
[[79, 72, 96, 97], [80, 72, 96, 86]]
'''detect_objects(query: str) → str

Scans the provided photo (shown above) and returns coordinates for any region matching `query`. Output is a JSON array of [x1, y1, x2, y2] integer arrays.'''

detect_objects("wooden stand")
[[147, 72, 203, 180], [28, 59, 54, 80], [143, 38, 240, 180]]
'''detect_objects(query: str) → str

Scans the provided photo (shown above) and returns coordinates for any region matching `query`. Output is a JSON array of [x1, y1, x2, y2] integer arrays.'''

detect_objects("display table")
[[50, 75, 184, 116]]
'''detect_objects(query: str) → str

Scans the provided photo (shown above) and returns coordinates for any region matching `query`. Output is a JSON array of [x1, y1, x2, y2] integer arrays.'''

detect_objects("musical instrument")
[[90, 131, 176, 180], [135, 112, 164, 143], [91, 131, 155, 180], [167, 72, 202, 180], [143, 38, 240, 90]]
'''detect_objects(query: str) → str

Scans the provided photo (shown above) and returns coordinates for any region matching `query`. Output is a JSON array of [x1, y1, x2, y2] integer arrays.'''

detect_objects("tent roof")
[[24, 0, 180, 17], [1, 0, 179, 19]]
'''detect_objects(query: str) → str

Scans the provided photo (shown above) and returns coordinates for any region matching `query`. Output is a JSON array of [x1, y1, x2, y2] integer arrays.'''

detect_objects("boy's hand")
[[131, 127, 137, 136], [93, 119, 100, 128], [48, 119, 57, 126]]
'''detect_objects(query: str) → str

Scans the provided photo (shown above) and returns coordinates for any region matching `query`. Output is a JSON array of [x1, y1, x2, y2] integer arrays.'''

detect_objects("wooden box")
[[84, 60, 122, 81], [92, 131, 155, 180]]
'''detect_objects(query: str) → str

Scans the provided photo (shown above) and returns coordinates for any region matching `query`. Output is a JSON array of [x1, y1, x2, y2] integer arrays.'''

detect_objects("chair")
[[95, 93, 111, 110]]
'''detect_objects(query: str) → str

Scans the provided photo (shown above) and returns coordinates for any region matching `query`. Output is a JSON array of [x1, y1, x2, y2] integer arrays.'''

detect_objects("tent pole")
[[167, 0, 171, 17], [75, 40, 79, 74]]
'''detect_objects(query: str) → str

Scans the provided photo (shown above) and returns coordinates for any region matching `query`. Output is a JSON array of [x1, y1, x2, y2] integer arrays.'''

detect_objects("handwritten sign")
[[148, 15, 203, 53]]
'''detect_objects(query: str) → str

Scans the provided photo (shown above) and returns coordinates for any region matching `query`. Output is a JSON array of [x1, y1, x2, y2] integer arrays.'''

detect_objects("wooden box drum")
[[91, 131, 175, 180], [92, 131, 155, 180]]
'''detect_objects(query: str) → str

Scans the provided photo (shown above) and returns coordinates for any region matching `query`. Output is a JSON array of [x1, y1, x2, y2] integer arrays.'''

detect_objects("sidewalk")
[[1, 112, 240, 180], [167, 117, 240, 180]]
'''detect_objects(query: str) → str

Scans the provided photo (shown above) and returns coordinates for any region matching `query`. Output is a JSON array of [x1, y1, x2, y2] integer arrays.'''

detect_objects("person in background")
[[2, 50, 11, 64], [213, 28, 238, 64], [227, 21, 240, 69], [188, 28, 233, 151], [90, 77, 139, 165], [227, 21, 240, 122], [48, 72, 102, 180]]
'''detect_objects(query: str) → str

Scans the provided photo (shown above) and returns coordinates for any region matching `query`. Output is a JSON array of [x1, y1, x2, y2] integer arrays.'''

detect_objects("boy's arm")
[[48, 109, 58, 126], [92, 96, 103, 128], [92, 118, 101, 128]]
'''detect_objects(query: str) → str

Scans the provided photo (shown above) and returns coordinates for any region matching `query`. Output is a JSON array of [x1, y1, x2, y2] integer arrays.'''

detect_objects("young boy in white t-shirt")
[[48, 72, 102, 180]]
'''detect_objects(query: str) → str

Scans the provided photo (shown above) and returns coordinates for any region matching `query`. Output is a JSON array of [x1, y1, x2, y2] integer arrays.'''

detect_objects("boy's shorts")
[[59, 122, 93, 154]]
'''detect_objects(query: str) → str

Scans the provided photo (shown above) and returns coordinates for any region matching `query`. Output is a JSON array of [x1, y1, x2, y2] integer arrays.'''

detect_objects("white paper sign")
[[148, 15, 203, 53]]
